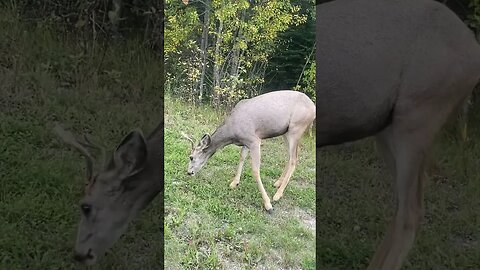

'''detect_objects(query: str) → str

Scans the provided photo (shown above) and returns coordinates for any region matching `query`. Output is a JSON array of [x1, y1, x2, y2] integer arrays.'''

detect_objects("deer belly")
[[255, 121, 290, 139], [317, 103, 393, 147]]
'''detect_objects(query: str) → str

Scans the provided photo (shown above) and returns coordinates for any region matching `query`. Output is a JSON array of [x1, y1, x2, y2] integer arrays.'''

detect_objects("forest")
[[165, 0, 315, 107]]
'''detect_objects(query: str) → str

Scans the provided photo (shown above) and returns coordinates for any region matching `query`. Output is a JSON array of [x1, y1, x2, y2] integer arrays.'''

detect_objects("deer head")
[[54, 123, 157, 265], [181, 132, 213, 176]]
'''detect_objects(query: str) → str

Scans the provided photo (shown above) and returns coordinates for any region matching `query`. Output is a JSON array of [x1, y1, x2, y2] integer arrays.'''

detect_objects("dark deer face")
[[54, 124, 149, 265]]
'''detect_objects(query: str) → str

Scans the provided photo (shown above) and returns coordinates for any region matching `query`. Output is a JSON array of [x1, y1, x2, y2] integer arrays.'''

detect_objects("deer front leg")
[[250, 142, 273, 213], [230, 146, 249, 189]]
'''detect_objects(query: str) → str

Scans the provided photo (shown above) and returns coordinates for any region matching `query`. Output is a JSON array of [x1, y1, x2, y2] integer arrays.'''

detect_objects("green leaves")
[[294, 59, 316, 102], [467, 0, 480, 32], [164, 3, 200, 55], [165, 0, 310, 107]]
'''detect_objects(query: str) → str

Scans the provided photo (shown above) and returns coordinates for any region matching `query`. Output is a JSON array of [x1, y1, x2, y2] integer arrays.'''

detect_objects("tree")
[[165, 0, 310, 107]]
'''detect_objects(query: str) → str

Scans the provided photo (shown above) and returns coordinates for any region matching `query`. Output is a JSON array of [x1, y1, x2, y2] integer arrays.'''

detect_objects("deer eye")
[[80, 203, 92, 216], [189, 156, 193, 161]]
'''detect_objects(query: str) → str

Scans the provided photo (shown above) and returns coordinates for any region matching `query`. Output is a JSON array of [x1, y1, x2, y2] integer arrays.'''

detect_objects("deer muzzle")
[[73, 248, 96, 265]]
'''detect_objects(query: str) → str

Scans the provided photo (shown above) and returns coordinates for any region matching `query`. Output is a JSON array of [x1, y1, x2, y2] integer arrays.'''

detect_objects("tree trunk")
[[213, 19, 224, 105], [198, 0, 210, 103], [296, 44, 315, 87], [230, 9, 246, 80]]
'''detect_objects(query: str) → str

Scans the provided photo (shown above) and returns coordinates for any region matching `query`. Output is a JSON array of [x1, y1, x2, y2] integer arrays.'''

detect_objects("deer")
[[53, 122, 163, 266], [316, 0, 480, 269], [182, 90, 316, 213]]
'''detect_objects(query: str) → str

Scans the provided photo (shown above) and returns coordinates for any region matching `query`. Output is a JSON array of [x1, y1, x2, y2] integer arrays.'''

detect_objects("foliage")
[[267, 0, 315, 93], [165, 0, 313, 107], [294, 59, 315, 102], [3, 0, 163, 51], [467, 0, 480, 36]]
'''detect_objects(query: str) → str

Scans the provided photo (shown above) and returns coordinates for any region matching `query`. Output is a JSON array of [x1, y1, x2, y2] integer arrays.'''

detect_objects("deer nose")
[[73, 249, 94, 263]]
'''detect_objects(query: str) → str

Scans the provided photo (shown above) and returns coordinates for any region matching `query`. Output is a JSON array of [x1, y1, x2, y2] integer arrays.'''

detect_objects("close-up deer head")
[[54, 123, 162, 265]]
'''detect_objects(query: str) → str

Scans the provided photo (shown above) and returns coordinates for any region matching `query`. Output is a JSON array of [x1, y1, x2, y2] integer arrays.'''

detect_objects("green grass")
[[317, 108, 480, 269], [164, 96, 316, 269], [1, 10, 163, 269]]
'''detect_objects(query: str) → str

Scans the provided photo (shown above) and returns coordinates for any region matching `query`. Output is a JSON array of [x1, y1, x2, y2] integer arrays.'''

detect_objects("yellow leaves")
[[164, 8, 201, 55], [166, 0, 312, 105], [222, 31, 233, 42], [237, 40, 248, 50]]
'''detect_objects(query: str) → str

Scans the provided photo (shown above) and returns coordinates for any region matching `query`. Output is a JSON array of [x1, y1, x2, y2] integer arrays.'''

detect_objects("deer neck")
[[207, 124, 233, 155]]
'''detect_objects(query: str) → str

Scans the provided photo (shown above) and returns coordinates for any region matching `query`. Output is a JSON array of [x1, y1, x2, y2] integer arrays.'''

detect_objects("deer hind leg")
[[274, 135, 290, 188], [249, 140, 273, 213], [230, 146, 249, 189], [273, 128, 305, 202]]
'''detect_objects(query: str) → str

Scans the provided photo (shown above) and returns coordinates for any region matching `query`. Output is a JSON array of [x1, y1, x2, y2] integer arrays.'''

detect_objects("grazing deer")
[[317, 0, 480, 269], [54, 122, 163, 265], [182, 90, 315, 213]]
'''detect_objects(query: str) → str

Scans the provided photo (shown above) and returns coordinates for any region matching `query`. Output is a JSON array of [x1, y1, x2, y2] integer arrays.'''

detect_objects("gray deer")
[[182, 90, 315, 213], [317, 0, 480, 269], [54, 123, 163, 265]]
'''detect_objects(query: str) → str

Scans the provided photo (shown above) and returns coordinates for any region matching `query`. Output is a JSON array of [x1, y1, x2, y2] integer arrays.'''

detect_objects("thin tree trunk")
[[213, 19, 224, 105], [296, 44, 315, 87], [230, 10, 246, 80], [198, 0, 210, 102]]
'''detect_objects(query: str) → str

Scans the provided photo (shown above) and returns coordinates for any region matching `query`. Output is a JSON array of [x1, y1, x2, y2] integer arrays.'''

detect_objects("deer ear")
[[113, 130, 147, 178], [200, 134, 211, 147]]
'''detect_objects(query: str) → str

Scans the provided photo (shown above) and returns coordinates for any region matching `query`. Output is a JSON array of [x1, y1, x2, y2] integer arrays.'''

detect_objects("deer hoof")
[[229, 181, 239, 189], [273, 193, 283, 202], [266, 208, 274, 215]]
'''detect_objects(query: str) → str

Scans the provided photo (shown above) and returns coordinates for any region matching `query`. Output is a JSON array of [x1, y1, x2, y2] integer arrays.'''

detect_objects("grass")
[[164, 96, 316, 269], [317, 106, 480, 269], [0, 10, 164, 269]]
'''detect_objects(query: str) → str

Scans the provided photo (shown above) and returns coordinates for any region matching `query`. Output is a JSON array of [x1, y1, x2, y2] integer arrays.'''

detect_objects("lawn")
[[164, 96, 316, 269]]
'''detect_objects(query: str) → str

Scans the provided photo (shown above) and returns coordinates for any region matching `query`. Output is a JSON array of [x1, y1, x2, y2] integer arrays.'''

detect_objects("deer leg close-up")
[[230, 146, 249, 189], [367, 94, 459, 270], [368, 131, 428, 270]]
